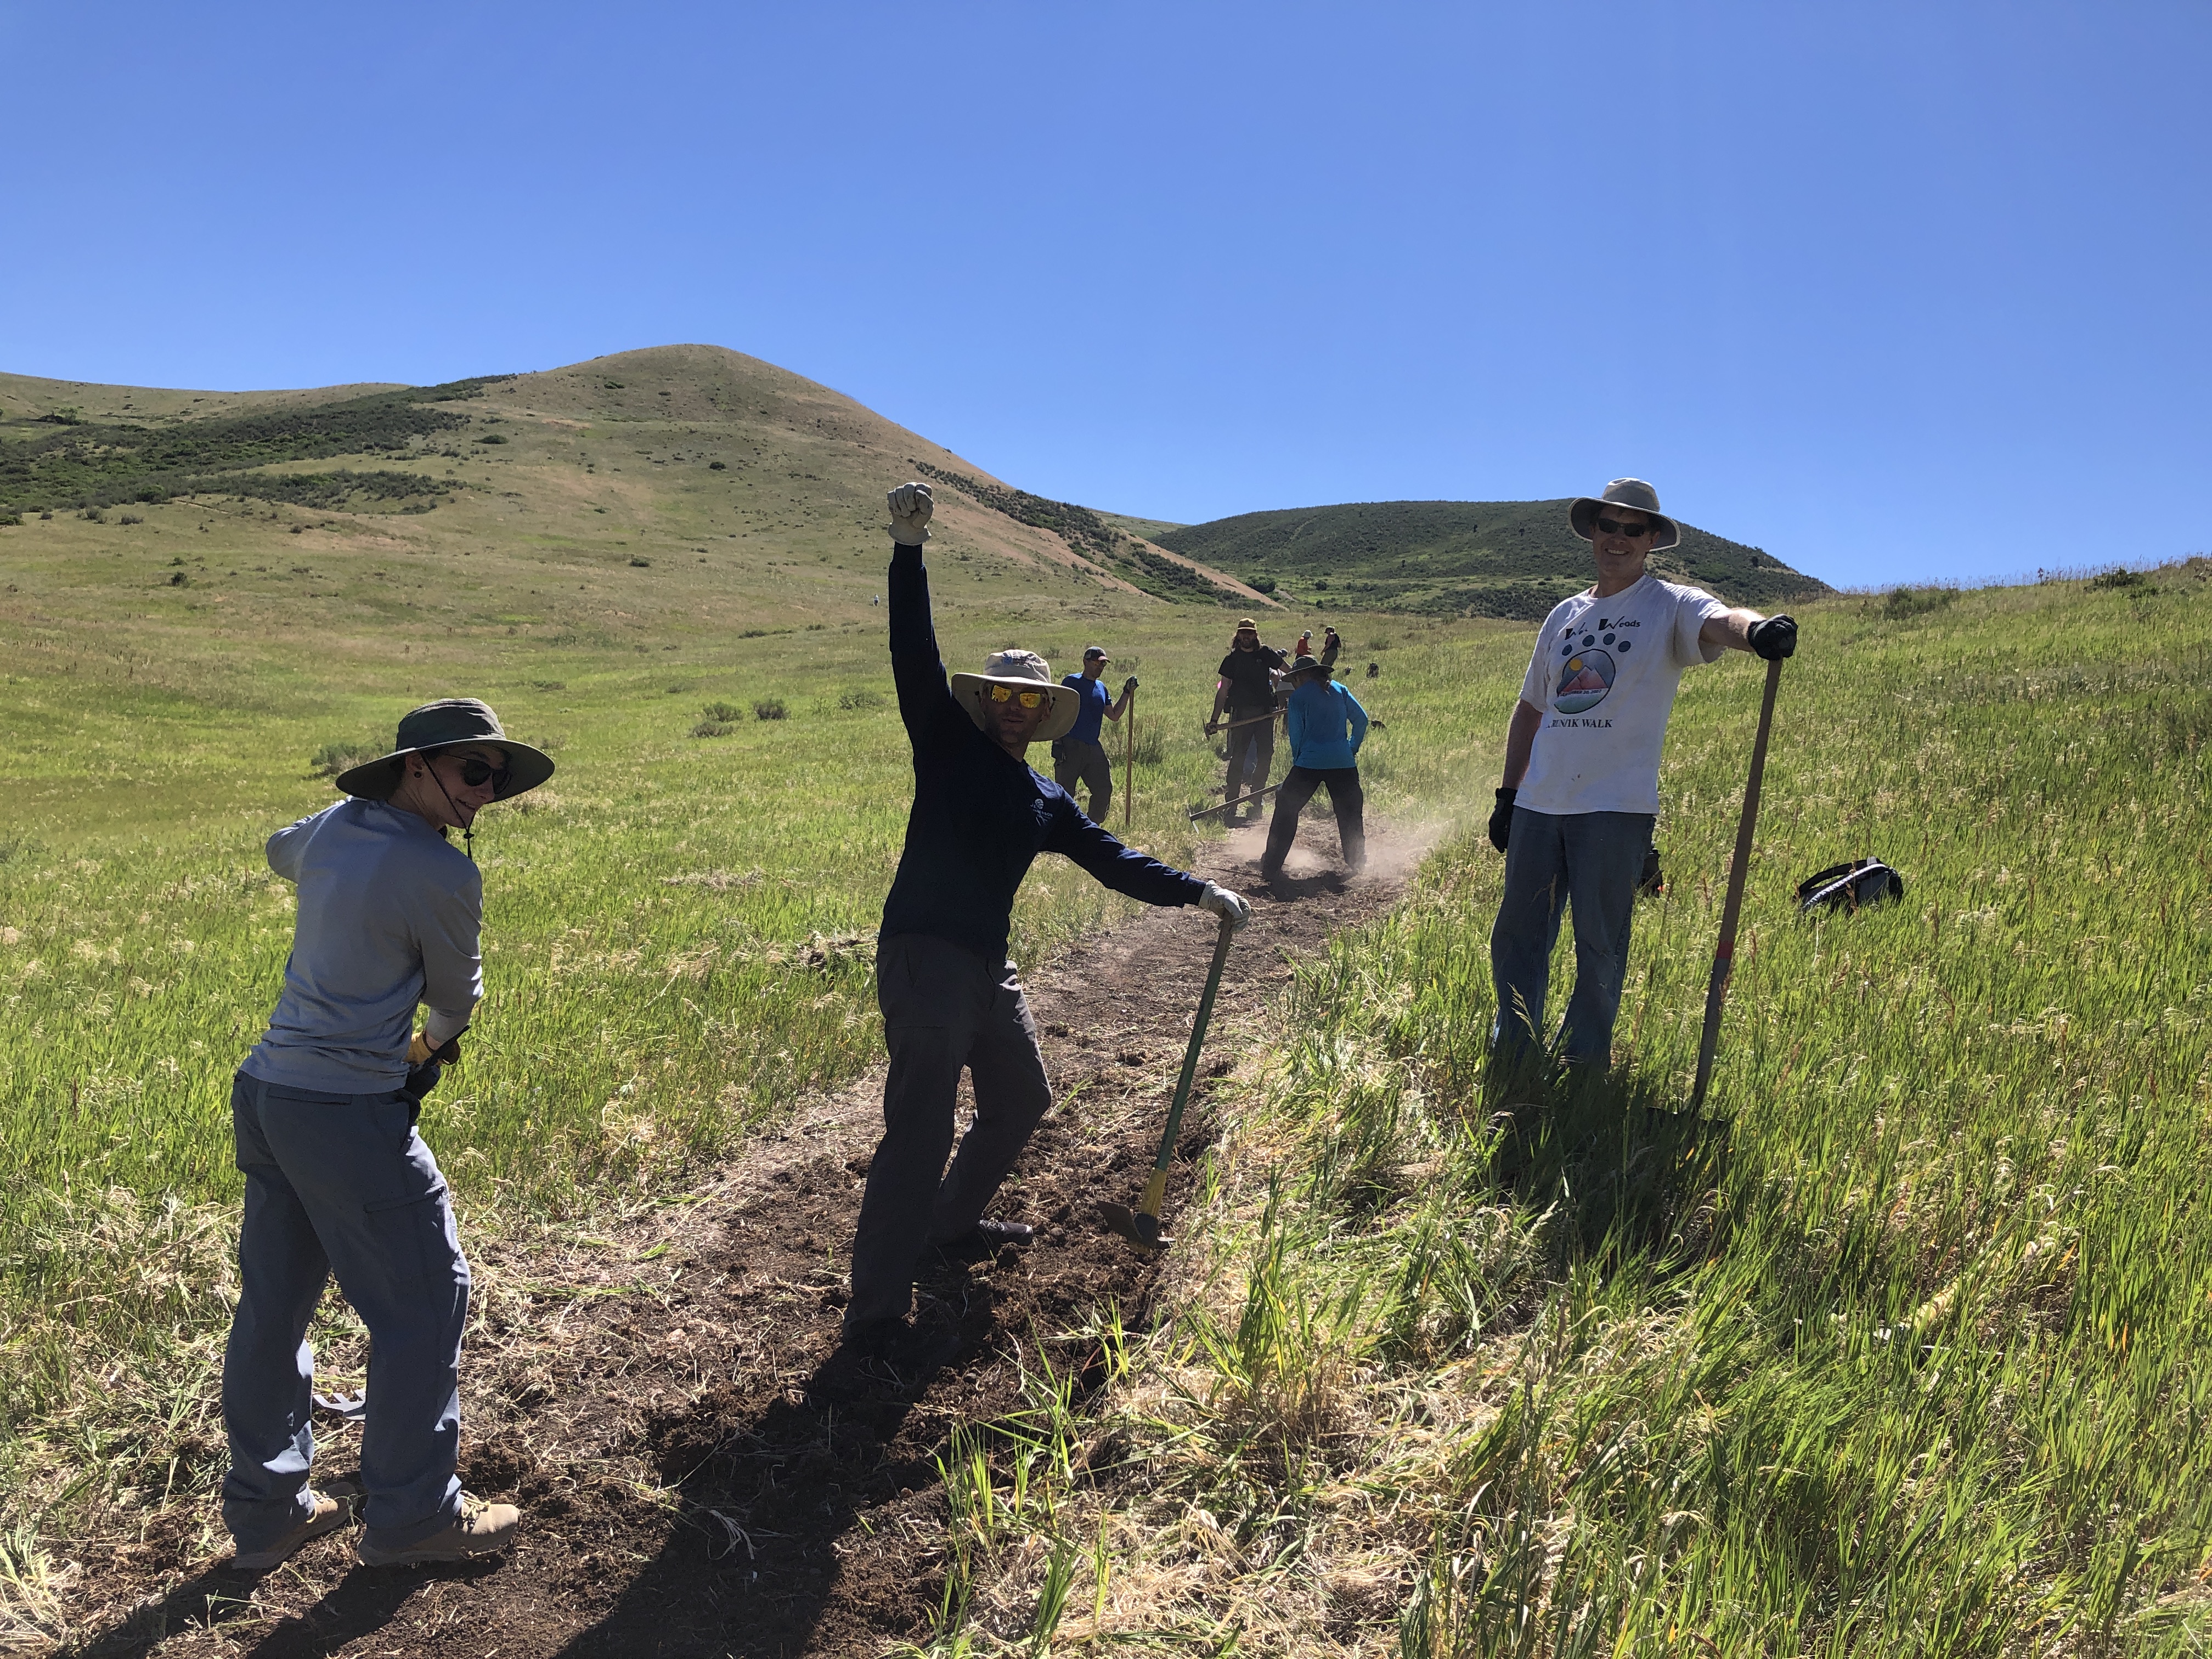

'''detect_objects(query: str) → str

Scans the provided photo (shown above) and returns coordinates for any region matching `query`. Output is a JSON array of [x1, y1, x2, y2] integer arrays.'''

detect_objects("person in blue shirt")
[[1260, 654, 1370, 883], [1051, 645, 1137, 820]]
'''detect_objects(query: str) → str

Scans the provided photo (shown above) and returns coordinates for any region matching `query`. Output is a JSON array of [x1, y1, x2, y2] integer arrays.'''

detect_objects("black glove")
[[1122, 676, 1138, 696], [403, 1033, 462, 1102], [1747, 614, 1797, 661], [1488, 787, 1516, 852]]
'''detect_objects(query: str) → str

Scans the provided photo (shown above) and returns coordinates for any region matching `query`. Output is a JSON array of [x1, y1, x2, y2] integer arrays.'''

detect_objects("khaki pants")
[[847, 935, 1053, 1328]]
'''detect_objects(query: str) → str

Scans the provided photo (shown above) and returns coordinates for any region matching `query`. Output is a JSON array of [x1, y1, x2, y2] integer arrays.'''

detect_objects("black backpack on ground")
[[1797, 859, 1905, 914]]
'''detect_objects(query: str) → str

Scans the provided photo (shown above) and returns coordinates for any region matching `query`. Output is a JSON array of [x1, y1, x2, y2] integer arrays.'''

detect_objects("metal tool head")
[[1096, 1202, 1170, 1251]]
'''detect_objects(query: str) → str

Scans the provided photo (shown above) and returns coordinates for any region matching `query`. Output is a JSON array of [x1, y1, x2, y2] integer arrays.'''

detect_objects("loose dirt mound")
[[61, 821, 1414, 1658]]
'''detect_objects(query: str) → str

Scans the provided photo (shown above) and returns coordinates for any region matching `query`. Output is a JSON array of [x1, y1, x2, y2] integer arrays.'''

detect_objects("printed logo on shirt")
[[1551, 618, 1641, 713]]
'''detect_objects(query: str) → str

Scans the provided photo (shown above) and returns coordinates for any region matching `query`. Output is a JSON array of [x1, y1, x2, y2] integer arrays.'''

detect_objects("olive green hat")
[[335, 698, 556, 801]]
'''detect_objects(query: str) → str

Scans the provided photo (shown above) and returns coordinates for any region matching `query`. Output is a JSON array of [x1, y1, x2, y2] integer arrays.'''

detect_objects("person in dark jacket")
[[845, 483, 1251, 1350], [1260, 656, 1369, 883], [1205, 622, 1338, 821]]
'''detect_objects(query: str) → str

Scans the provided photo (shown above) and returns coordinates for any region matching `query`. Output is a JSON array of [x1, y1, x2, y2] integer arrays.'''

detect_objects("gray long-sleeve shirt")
[[241, 797, 483, 1094]]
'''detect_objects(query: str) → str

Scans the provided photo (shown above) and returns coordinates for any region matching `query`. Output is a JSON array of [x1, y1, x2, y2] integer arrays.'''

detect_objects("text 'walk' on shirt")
[[242, 796, 483, 1094], [1515, 573, 1729, 816], [1058, 674, 1112, 746], [1284, 678, 1370, 771], [881, 541, 1204, 960]]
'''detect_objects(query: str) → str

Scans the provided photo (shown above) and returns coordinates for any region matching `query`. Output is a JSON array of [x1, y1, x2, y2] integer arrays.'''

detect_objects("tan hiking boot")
[[231, 1485, 357, 1572], [356, 1494, 520, 1566]]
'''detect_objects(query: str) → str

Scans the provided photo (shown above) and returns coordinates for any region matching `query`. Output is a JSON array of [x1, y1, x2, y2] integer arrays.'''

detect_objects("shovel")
[[1689, 654, 1784, 1111], [1099, 911, 1237, 1250]]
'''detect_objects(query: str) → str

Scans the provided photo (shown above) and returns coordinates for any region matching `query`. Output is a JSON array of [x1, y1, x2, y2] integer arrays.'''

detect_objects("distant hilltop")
[[1, 345, 1826, 620], [1153, 498, 1830, 618]]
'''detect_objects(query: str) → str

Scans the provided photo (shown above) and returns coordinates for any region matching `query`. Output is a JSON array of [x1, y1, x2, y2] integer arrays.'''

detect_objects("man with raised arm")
[[219, 699, 552, 1571], [845, 482, 1251, 1353], [1487, 479, 1797, 1072]]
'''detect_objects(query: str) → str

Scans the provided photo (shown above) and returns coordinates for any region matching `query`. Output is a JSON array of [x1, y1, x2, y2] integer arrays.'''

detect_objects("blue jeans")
[[221, 1071, 469, 1553], [1489, 807, 1655, 1068]]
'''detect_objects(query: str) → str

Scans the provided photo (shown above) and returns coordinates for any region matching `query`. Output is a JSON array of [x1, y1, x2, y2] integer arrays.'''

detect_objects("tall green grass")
[[924, 568, 2212, 1654], [0, 595, 1491, 1607]]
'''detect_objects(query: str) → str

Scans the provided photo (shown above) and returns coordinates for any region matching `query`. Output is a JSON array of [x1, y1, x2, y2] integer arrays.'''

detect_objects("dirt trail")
[[63, 819, 1421, 1659]]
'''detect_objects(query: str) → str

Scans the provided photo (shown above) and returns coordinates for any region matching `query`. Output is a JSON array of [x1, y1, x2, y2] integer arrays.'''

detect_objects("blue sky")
[[4, 2, 2205, 588]]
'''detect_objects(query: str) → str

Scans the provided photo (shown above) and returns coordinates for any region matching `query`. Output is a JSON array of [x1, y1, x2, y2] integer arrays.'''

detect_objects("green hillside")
[[1156, 496, 1832, 618]]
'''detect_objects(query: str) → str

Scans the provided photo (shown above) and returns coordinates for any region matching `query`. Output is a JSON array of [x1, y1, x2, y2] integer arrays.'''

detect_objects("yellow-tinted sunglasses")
[[986, 684, 1047, 708]]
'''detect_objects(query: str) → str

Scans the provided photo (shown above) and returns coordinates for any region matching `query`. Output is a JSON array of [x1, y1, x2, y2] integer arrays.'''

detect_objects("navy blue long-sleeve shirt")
[[878, 540, 1204, 958]]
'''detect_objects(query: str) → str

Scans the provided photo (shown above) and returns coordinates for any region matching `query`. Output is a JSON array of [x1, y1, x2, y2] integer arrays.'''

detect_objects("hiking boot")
[[356, 1494, 520, 1567], [231, 1486, 356, 1572], [935, 1218, 1034, 1251]]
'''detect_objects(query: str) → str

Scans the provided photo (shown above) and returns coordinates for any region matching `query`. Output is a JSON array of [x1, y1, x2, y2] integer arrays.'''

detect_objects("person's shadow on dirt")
[[58, 1548, 499, 1659], [1259, 868, 1350, 902], [540, 1271, 1002, 1658]]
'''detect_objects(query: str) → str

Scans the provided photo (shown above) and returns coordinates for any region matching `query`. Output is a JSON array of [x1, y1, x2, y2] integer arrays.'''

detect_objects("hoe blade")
[[1096, 1201, 1170, 1250]]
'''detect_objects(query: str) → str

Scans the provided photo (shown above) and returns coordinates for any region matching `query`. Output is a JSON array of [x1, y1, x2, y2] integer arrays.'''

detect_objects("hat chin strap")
[[416, 758, 475, 861]]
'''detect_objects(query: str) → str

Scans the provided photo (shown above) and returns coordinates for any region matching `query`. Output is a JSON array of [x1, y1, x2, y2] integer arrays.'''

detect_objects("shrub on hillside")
[[629, 557, 651, 567], [754, 698, 787, 721], [700, 701, 744, 723], [0, 514, 21, 528], [838, 689, 884, 711], [2089, 566, 2149, 591], [119, 514, 144, 526], [1248, 575, 1277, 594], [690, 718, 736, 738], [80, 507, 105, 522], [1882, 586, 1957, 619], [476, 434, 507, 445]]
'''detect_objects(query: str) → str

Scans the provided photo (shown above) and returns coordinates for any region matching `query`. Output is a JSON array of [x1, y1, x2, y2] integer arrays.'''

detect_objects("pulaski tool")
[[1099, 910, 1237, 1250]]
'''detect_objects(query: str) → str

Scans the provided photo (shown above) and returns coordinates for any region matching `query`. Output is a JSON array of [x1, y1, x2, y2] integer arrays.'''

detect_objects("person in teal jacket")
[[1260, 654, 1369, 883]]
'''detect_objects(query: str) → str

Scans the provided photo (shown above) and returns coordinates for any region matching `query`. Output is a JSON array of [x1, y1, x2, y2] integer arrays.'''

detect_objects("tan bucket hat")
[[1568, 478, 1681, 552], [950, 648, 1081, 742]]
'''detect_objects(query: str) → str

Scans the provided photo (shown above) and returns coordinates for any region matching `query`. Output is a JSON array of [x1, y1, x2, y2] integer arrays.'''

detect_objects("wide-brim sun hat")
[[950, 649, 1081, 743], [335, 697, 557, 802], [1568, 478, 1681, 553], [1288, 653, 1332, 679]]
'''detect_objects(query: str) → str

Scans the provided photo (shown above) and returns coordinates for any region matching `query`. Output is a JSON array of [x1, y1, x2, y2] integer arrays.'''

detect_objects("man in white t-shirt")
[[1487, 478, 1797, 1070]]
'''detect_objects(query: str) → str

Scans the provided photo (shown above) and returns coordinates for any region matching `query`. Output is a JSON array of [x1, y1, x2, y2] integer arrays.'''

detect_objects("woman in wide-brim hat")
[[947, 648, 1082, 744], [1567, 477, 1682, 553], [218, 697, 549, 1576], [335, 697, 556, 807]]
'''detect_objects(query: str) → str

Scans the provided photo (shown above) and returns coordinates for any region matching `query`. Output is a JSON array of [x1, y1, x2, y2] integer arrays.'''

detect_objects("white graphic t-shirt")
[[1515, 574, 1729, 816]]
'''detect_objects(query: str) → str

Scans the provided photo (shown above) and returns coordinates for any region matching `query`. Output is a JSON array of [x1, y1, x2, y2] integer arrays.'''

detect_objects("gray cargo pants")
[[1052, 737, 1114, 822], [846, 934, 1053, 1328], [221, 1071, 468, 1554]]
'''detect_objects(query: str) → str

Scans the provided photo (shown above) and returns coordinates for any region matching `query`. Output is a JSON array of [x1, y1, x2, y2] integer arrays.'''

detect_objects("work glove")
[[1122, 676, 1138, 696], [404, 1030, 463, 1102], [1747, 613, 1797, 661], [886, 481, 934, 545], [1488, 787, 1516, 853], [1197, 881, 1252, 931]]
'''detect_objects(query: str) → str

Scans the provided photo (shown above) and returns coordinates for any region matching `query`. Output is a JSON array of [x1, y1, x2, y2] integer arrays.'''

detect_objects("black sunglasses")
[[441, 754, 511, 789], [1595, 516, 1655, 538]]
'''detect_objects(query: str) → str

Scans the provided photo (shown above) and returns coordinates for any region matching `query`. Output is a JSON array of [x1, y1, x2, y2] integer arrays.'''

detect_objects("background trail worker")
[[1260, 654, 1369, 884], [222, 699, 551, 1571], [848, 483, 1251, 1352], [1488, 479, 1796, 1070], [1052, 645, 1136, 820], [1206, 622, 1338, 820]]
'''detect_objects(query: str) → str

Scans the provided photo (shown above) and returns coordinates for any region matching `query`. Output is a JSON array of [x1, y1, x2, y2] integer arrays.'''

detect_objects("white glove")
[[887, 481, 933, 545], [1197, 881, 1251, 930]]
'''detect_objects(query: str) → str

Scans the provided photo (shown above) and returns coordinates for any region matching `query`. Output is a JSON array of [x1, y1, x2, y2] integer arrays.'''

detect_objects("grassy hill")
[[0, 345, 1271, 661], [1156, 496, 1833, 618]]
